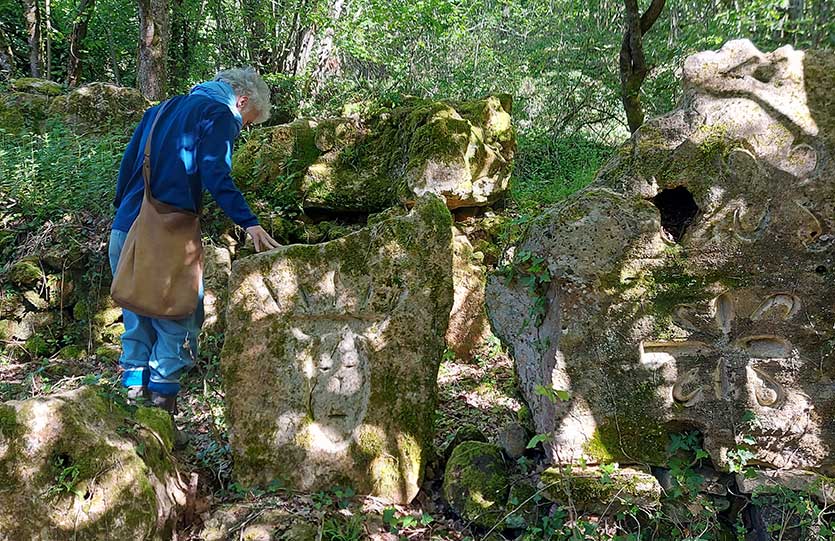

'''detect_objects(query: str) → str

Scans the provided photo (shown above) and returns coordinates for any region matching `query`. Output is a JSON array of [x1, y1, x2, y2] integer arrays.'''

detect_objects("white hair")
[[214, 67, 271, 124]]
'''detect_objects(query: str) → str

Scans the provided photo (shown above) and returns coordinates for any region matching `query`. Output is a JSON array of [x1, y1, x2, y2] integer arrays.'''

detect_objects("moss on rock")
[[135, 405, 175, 452], [8, 257, 42, 287], [24, 335, 50, 357], [540, 465, 661, 514], [47, 82, 149, 135], [11, 78, 64, 96], [223, 195, 453, 504], [0, 386, 185, 539], [56, 344, 85, 360], [442, 441, 510, 527], [234, 96, 514, 213]]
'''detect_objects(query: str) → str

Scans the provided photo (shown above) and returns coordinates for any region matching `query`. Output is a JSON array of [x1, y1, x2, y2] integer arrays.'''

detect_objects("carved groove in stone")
[[673, 367, 705, 407], [736, 335, 793, 358], [751, 294, 801, 321], [640, 340, 712, 367], [726, 148, 761, 180], [794, 202, 823, 246], [712, 293, 734, 335], [747, 366, 784, 407], [713, 358, 730, 401], [733, 205, 770, 243], [672, 305, 700, 331], [785, 143, 818, 178]]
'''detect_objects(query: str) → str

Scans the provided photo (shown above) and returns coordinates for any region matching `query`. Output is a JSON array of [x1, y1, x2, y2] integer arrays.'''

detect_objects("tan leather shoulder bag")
[[111, 101, 203, 319]]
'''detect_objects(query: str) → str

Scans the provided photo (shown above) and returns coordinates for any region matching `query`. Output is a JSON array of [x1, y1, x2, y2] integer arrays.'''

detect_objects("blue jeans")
[[108, 229, 204, 396]]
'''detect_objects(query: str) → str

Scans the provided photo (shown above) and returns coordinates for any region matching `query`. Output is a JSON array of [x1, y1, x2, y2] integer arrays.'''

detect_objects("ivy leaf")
[[527, 433, 551, 448]]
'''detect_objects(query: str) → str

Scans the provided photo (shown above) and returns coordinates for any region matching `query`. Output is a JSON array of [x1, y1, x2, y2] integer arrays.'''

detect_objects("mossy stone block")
[[8, 258, 42, 287], [11, 78, 64, 96], [540, 466, 661, 514], [442, 441, 510, 527]]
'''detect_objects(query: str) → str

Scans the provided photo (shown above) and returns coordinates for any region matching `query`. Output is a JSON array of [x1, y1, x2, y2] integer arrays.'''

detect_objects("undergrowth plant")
[[0, 121, 125, 230]]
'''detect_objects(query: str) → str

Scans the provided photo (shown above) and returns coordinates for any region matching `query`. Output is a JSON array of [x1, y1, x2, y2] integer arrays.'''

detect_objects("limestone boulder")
[[442, 441, 509, 527], [232, 96, 515, 212], [445, 228, 493, 360], [48, 82, 150, 135], [0, 386, 186, 539], [0, 91, 50, 134], [11, 77, 64, 96], [540, 466, 661, 514], [221, 195, 454, 503], [202, 244, 232, 337], [487, 41, 835, 476]]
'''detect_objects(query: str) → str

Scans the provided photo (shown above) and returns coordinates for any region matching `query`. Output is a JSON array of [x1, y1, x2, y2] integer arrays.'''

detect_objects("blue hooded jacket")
[[112, 81, 259, 232]]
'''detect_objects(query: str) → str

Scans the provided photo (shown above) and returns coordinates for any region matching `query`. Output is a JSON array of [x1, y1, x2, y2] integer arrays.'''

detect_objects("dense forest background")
[[1, 0, 833, 220], [1, 2, 834, 539]]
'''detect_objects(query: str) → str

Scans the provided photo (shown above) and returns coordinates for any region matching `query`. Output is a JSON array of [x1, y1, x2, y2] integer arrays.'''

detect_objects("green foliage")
[[0, 121, 124, 233], [527, 433, 551, 449], [666, 431, 709, 500], [534, 384, 570, 404], [322, 513, 365, 541], [512, 133, 612, 213], [382, 508, 433, 534], [751, 485, 835, 539], [500, 249, 553, 326], [44, 454, 84, 500]]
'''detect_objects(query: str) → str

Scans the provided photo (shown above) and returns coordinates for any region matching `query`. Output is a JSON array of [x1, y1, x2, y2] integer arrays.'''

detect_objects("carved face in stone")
[[487, 40, 835, 476], [286, 324, 371, 447]]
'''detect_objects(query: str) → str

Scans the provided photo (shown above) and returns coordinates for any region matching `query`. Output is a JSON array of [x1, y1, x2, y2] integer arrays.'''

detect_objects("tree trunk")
[[278, 0, 313, 75], [45, 0, 52, 79], [0, 27, 14, 80], [106, 20, 121, 84], [169, 0, 191, 90], [309, 0, 345, 96], [23, 0, 42, 77], [67, 0, 96, 87], [242, 0, 267, 69], [787, 0, 804, 45], [137, 0, 169, 100], [619, 0, 666, 133]]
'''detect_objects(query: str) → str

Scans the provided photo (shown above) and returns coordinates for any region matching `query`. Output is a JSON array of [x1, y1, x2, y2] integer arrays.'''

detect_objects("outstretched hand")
[[246, 225, 281, 252]]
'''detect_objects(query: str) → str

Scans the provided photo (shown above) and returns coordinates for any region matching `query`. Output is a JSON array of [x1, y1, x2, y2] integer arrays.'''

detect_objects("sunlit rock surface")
[[487, 40, 835, 476], [47, 82, 149, 134], [222, 195, 454, 503], [0, 386, 186, 539], [445, 228, 493, 361], [231, 96, 515, 212]]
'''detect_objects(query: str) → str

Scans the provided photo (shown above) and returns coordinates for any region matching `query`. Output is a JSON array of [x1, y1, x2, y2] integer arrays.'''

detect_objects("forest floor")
[[0, 331, 536, 540]]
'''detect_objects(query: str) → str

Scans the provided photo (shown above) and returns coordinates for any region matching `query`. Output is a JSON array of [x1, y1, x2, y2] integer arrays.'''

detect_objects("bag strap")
[[141, 99, 201, 213], [142, 100, 171, 197]]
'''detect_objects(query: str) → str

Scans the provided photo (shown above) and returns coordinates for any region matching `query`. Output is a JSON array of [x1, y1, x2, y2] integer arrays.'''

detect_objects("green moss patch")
[[540, 465, 661, 514], [443, 441, 510, 527]]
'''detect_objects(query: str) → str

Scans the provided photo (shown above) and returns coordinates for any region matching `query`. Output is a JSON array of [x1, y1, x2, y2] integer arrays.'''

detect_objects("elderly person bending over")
[[109, 68, 279, 435]]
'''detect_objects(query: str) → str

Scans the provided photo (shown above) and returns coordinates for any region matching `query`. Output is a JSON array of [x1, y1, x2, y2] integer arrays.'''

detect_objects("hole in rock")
[[452, 206, 487, 222], [815, 265, 827, 274], [303, 208, 370, 225], [652, 186, 700, 242]]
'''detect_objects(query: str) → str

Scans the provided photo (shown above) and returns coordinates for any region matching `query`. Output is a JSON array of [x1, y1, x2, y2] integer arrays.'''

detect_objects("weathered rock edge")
[[487, 40, 835, 479], [0, 386, 186, 540], [222, 194, 454, 504]]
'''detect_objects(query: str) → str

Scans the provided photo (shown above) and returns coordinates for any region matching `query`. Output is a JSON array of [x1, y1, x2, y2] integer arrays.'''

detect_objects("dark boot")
[[149, 392, 189, 450]]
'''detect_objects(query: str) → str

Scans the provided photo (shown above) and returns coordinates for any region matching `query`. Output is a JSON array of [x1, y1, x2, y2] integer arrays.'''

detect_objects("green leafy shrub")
[[0, 120, 125, 230]]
